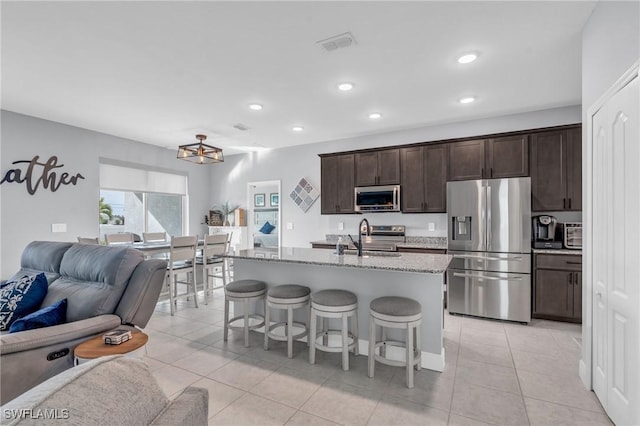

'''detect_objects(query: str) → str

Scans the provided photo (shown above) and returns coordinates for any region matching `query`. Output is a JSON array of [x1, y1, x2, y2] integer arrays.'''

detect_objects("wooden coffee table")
[[74, 330, 148, 364]]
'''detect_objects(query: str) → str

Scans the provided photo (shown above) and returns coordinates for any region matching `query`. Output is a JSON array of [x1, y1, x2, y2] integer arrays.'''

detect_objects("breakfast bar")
[[227, 247, 452, 372]]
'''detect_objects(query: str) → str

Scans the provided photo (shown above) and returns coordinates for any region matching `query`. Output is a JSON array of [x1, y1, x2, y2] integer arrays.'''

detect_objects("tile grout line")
[[505, 325, 532, 426], [446, 320, 462, 425]]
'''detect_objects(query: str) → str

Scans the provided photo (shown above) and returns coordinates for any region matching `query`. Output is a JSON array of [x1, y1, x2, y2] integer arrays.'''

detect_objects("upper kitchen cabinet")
[[530, 126, 581, 211], [320, 154, 355, 214], [401, 144, 447, 212], [355, 149, 400, 186], [448, 136, 529, 181]]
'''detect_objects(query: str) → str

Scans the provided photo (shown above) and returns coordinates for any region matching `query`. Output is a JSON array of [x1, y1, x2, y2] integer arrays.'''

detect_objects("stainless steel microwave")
[[354, 185, 401, 212]]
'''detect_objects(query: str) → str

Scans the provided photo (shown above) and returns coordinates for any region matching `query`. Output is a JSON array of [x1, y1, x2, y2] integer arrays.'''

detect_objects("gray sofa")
[[0, 355, 208, 425], [0, 241, 167, 404]]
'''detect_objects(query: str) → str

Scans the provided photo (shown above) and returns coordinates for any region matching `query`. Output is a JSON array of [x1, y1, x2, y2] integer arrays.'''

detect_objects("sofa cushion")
[[8, 241, 73, 285], [0, 273, 48, 331], [9, 299, 67, 333], [40, 244, 144, 322], [0, 356, 170, 426]]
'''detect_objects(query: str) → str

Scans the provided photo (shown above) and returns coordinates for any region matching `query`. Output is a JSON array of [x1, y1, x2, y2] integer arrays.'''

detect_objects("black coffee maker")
[[533, 215, 562, 249]]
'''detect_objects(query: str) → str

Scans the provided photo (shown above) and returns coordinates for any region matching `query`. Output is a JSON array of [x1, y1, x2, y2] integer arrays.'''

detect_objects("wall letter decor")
[[0, 155, 85, 195]]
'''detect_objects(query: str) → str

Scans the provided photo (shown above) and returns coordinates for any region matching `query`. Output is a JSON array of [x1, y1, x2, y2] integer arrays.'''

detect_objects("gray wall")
[[210, 105, 582, 248], [582, 1, 640, 115], [0, 110, 211, 278]]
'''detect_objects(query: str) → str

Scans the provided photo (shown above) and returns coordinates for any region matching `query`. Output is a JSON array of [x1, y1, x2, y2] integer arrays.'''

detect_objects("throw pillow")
[[259, 221, 275, 234], [0, 273, 48, 331], [9, 299, 67, 333]]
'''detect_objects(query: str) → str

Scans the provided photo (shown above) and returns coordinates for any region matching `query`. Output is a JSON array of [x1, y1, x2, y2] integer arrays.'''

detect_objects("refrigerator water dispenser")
[[452, 216, 472, 240]]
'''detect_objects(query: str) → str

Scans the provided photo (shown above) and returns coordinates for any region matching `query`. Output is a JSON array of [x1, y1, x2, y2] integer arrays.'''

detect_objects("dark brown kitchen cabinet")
[[448, 136, 528, 181], [355, 149, 400, 186], [530, 126, 581, 211], [533, 253, 582, 323], [320, 154, 355, 214], [401, 144, 447, 212]]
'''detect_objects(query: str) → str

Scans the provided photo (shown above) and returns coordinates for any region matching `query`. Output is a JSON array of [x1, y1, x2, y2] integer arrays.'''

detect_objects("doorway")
[[247, 180, 281, 249]]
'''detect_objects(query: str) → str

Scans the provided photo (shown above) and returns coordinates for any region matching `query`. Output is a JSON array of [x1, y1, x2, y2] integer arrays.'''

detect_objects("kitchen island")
[[226, 247, 452, 372]]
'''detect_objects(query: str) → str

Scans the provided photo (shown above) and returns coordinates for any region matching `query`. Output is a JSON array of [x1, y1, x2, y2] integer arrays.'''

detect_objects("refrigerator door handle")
[[486, 184, 492, 251], [452, 254, 524, 261], [452, 272, 523, 281]]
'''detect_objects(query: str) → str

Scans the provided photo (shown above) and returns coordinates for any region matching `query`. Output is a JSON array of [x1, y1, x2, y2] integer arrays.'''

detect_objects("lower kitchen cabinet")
[[533, 253, 582, 323], [397, 247, 446, 254]]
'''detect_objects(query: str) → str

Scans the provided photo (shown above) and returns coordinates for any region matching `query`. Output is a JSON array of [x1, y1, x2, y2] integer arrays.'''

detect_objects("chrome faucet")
[[356, 218, 371, 257]]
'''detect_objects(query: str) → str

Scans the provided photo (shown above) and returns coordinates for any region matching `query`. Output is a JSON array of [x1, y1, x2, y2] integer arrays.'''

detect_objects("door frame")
[[581, 60, 639, 389], [247, 179, 282, 248]]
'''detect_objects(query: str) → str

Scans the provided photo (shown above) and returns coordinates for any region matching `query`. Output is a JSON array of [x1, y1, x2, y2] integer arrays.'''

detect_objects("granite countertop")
[[226, 246, 452, 274], [532, 248, 583, 255], [313, 235, 448, 250]]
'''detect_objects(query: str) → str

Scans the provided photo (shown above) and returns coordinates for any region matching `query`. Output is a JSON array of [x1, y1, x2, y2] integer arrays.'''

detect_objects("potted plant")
[[213, 201, 239, 226]]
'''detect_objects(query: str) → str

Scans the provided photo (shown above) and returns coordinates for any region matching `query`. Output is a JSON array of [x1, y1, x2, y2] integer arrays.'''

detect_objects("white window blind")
[[99, 163, 187, 195]]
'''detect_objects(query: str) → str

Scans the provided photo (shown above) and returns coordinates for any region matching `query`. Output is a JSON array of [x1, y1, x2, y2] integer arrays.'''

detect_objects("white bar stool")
[[368, 296, 422, 388], [264, 284, 311, 358], [309, 289, 358, 371], [224, 279, 266, 347]]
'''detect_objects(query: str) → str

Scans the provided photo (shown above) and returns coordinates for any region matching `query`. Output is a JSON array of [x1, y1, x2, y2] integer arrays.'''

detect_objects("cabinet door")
[[448, 139, 486, 181], [400, 147, 425, 212], [424, 144, 447, 212], [487, 135, 529, 178], [531, 130, 566, 211], [566, 127, 582, 210], [573, 271, 582, 320], [336, 154, 355, 213], [377, 149, 400, 185], [534, 269, 574, 318], [355, 152, 378, 186], [320, 156, 339, 214]]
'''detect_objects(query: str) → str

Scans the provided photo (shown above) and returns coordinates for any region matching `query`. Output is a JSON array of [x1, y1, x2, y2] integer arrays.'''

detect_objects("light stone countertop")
[[227, 246, 453, 274]]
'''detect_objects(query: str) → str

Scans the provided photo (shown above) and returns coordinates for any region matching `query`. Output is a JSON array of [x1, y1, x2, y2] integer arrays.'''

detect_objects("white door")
[[591, 74, 639, 426]]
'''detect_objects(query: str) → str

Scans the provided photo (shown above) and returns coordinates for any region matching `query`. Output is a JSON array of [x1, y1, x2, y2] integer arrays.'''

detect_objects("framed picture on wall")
[[270, 193, 279, 207], [254, 193, 265, 207]]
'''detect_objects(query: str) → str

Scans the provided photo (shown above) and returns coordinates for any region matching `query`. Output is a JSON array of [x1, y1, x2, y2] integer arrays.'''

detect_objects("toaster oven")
[[563, 222, 582, 249]]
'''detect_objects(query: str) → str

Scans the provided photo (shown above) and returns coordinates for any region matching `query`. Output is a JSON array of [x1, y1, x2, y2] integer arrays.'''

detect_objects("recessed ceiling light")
[[458, 53, 478, 64], [337, 82, 354, 91], [459, 97, 476, 104], [248, 103, 263, 111], [292, 126, 304, 132], [368, 112, 382, 119]]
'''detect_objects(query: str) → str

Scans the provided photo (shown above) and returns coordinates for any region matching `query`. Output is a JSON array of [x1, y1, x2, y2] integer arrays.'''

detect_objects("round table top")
[[74, 331, 148, 360]]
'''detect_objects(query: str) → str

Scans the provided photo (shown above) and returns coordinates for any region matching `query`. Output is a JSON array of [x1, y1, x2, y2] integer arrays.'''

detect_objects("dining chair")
[[165, 235, 199, 315], [143, 232, 167, 243], [196, 233, 229, 304], [77, 237, 100, 244], [105, 233, 134, 245]]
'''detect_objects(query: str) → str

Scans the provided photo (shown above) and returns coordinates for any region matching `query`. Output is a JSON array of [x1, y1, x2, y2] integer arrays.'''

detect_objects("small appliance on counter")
[[562, 222, 582, 249], [532, 215, 563, 249]]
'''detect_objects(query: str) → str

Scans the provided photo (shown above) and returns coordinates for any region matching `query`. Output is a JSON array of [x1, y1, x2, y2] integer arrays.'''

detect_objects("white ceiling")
[[2, 1, 595, 155]]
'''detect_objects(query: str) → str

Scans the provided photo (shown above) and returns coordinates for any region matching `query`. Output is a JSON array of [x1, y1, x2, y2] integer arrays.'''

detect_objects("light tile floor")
[[142, 291, 611, 426]]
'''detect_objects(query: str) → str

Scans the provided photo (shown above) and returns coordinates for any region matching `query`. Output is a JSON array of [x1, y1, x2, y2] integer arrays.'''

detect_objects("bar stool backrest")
[[143, 232, 167, 243], [168, 235, 198, 266], [203, 234, 229, 261], [77, 237, 100, 244]]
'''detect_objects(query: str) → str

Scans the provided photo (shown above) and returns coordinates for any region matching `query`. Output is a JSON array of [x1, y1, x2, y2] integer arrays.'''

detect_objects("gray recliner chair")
[[0, 241, 167, 404]]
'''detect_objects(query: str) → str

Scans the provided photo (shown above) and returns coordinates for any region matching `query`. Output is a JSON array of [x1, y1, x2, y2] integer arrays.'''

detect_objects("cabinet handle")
[[566, 274, 571, 311], [481, 168, 485, 177], [490, 167, 493, 177], [566, 261, 581, 265], [563, 198, 566, 209], [568, 198, 572, 209]]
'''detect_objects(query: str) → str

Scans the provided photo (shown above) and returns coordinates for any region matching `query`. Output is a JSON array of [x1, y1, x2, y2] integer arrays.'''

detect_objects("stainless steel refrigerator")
[[447, 177, 532, 323]]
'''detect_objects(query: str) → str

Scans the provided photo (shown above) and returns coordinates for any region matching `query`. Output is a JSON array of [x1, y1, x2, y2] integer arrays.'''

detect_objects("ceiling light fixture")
[[177, 134, 224, 164], [458, 53, 478, 64], [337, 82, 354, 91], [292, 126, 304, 132], [248, 103, 263, 110], [368, 112, 382, 119], [459, 96, 476, 104]]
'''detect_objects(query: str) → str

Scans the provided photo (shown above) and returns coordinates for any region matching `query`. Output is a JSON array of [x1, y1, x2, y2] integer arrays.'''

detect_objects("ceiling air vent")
[[233, 123, 250, 131], [317, 32, 357, 52]]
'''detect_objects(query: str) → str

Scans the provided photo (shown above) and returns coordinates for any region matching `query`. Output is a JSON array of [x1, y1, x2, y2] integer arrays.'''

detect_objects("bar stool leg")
[[406, 322, 414, 388], [321, 317, 328, 346], [169, 274, 176, 316], [287, 306, 293, 358], [264, 303, 270, 350], [368, 315, 376, 378], [353, 313, 359, 356], [223, 297, 230, 342], [341, 312, 349, 371], [309, 308, 317, 364], [381, 327, 387, 357], [415, 323, 421, 371], [243, 298, 250, 347]]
